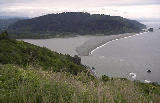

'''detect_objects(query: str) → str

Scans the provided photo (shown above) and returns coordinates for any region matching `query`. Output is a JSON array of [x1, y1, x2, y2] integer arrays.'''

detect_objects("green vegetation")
[[1, 64, 160, 103], [0, 31, 8, 39], [102, 75, 110, 82], [7, 12, 146, 39], [0, 31, 160, 102], [0, 31, 87, 75]]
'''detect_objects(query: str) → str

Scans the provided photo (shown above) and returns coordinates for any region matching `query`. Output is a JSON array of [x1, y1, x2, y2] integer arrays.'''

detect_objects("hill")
[[0, 17, 30, 30], [0, 16, 30, 19], [7, 12, 146, 39], [0, 64, 160, 103], [0, 31, 87, 75], [0, 31, 160, 102], [0, 18, 23, 30]]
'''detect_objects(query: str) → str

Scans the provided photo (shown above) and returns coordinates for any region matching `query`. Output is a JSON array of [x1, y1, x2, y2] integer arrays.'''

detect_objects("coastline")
[[76, 33, 139, 56]]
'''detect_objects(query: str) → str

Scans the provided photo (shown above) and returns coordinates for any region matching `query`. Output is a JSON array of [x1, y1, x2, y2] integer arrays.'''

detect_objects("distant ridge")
[[7, 12, 146, 39], [0, 16, 30, 19], [0, 18, 24, 30]]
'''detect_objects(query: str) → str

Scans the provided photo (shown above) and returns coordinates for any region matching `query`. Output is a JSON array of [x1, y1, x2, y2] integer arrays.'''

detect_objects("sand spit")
[[76, 33, 136, 56]]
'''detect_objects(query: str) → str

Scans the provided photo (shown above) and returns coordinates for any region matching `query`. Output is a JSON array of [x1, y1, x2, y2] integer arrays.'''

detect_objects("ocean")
[[81, 22, 160, 84], [22, 22, 160, 84]]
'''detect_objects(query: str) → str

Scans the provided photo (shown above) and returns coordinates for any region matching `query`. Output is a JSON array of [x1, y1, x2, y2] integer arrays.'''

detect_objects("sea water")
[[81, 22, 160, 84], [22, 22, 160, 84]]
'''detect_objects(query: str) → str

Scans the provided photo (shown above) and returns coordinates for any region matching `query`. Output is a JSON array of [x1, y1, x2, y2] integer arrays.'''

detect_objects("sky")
[[0, 0, 160, 20]]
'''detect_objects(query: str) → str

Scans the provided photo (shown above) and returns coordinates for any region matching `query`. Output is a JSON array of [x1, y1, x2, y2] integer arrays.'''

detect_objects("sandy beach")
[[76, 33, 136, 56]]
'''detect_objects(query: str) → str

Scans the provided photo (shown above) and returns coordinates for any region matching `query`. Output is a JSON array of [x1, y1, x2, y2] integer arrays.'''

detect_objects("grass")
[[0, 64, 160, 103]]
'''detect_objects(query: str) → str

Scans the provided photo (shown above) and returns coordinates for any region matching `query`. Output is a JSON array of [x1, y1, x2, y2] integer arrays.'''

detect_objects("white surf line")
[[145, 80, 151, 83], [129, 73, 136, 79], [98, 55, 105, 59], [90, 32, 146, 55], [115, 39, 118, 41]]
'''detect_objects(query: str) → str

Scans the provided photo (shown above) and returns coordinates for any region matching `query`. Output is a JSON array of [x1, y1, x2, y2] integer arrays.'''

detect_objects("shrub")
[[0, 31, 9, 39], [102, 75, 110, 82]]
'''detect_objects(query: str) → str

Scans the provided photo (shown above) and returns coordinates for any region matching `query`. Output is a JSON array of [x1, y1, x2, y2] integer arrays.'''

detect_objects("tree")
[[0, 31, 9, 39], [73, 55, 81, 65]]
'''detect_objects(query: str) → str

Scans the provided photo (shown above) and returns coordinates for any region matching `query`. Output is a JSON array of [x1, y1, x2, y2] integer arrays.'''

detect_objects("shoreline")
[[76, 33, 142, 56]]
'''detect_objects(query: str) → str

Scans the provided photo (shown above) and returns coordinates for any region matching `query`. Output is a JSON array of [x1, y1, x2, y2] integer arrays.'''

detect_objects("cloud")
[[112, 9, 118, 12], [1, 0, 35, 3], [123, 12, 128, 14], [112, 0, 160, 6], [100, 8, 106, 10], [0, 2, 3, 4], [0, 0, 160, 19]]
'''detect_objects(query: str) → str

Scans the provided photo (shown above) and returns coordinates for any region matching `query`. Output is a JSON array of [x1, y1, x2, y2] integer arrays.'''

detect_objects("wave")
[[90, 32, 146, 55], [145, 80, 151, 83], [129, 73, 136, 79], [98, 56, 105, 59]]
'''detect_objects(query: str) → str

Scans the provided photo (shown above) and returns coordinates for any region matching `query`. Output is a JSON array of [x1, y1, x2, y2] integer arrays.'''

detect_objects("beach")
[[76, 33, 136, 56]]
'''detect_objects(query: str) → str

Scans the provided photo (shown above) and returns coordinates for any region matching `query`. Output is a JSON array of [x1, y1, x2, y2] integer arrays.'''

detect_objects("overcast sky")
[[0, 0, 160, 19]]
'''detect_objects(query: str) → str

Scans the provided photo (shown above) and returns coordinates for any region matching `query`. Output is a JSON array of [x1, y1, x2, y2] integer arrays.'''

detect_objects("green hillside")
[[7, 12, 146, 39], [1, 64, 160, 102], [0, 31, 87, 75], [0, 31, 160, 103]]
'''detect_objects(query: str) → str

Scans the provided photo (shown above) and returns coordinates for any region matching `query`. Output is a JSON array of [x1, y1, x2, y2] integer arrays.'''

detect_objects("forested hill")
[[0, 18, 22, 30], [8, 12, 146, 39]]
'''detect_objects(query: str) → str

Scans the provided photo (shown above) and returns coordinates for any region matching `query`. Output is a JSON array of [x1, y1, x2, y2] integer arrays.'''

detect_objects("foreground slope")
[[8, 12, 146, 39], [0, 31, 87, 75], [1, 64, 160, 103]]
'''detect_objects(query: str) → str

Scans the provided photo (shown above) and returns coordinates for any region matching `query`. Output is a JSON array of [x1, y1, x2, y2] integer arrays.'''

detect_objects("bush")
[[0, 31, 9, 39], [119, 78, 128, 81], [102, 75, 110, 82]]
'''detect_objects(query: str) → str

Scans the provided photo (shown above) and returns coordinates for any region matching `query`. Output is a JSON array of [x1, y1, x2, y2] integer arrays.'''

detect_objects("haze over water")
[[22, 22, 160, 84]]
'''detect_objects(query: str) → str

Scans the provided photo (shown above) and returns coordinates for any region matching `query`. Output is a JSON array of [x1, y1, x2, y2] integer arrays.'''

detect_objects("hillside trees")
[[0, 31, 8, 39], [0, 31, 87, 75], [7, 12, 146, 39]]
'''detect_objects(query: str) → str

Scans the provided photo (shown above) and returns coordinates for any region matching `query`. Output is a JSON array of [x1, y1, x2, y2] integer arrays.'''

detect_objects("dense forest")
[[7, 12, 146, 39]]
